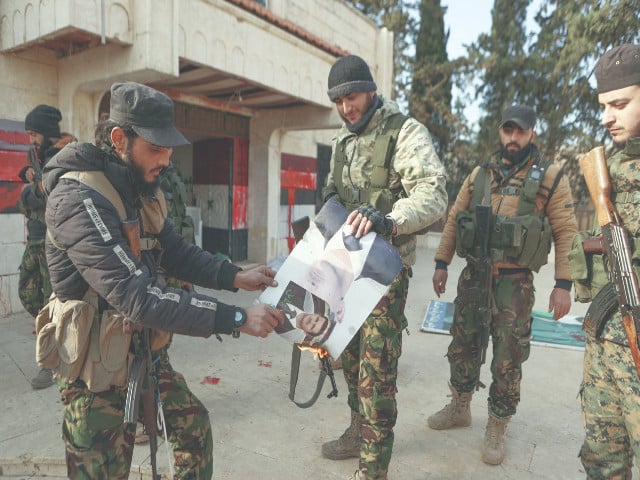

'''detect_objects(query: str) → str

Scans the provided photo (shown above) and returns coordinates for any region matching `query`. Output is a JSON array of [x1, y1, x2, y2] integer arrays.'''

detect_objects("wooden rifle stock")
[[579, 146, 617, 227], [579, 146, 640, 377], [121, 219, 141, 259]]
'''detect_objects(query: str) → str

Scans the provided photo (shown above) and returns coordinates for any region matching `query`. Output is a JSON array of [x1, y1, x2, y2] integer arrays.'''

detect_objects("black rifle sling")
[[288, 344, 328, 408], [286, 115, 409, 409]]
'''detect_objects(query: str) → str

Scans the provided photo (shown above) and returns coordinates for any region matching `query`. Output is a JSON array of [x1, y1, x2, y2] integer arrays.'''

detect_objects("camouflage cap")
[[595, 44, 640, 93]]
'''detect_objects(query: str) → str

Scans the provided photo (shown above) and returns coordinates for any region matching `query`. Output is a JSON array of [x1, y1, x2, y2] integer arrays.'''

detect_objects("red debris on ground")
[[200, 376, 220, 385]]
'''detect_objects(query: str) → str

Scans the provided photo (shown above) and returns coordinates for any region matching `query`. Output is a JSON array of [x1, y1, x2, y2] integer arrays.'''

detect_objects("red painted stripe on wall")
[[280, 170, 316, 190], [0, 129, 28, 144], [234, 137, 249, 186], [281, 153, 317, 172], [0, 150, 29, 182], [232, 185, 247, 229]]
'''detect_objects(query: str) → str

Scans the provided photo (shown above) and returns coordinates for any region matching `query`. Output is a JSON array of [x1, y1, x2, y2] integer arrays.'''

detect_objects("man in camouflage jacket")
[[577, 43, 640, 479], [320, 54, 448, 480], [428, 104, 578, 465]]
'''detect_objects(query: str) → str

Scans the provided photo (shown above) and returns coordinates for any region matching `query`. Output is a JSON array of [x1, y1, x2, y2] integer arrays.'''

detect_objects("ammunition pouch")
[[35, 291, 135, 392], [569, 232, 608, 303], [455, 210, 476, 257], [569, 231, 607, 303], [456, 210, 550, 272], [490, 214, 552, 272], [569, 230, 640, 303], [35, 292, 97, 385]]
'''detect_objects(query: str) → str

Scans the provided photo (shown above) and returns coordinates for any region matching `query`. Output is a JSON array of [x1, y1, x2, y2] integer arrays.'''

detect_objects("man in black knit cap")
[[19, 105, 75, 389], [320, 54, 447, 480]]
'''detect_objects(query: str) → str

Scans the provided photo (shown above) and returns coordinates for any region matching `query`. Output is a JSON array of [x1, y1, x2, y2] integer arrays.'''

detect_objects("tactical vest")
[[455, 158, 554, 272], [331, 113, 409, 215], [570, 144, 640, 303], [36, 170, 170, 392]]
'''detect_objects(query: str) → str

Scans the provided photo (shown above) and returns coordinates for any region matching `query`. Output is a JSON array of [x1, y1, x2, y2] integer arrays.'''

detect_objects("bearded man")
[[427, 104, 578, 465], [41, 82, 283, 479]]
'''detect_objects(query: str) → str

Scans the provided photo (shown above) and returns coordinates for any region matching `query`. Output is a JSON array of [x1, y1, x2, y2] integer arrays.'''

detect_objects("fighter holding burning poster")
[[260, 198, 402, 359]]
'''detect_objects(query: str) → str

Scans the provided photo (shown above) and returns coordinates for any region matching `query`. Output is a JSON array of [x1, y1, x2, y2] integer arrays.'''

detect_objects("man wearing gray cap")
[[38, 81, 284, 479], [576, 43, 640, 479], [428, 104, 578, 465], [320, 54, 447, 480]]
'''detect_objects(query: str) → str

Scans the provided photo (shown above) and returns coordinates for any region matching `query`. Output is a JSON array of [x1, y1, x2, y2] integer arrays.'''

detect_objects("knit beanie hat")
[[595, 44, 640, 93], [24, 105, 62, 138], [327, 55, 377, 101]]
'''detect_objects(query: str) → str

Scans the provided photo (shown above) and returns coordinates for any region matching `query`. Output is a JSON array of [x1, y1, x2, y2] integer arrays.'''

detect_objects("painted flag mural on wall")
[[0, 120, 30, 214]]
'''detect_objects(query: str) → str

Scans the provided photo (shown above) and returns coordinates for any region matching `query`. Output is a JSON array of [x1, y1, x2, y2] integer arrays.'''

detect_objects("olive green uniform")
[[435, 149, 577, 417]]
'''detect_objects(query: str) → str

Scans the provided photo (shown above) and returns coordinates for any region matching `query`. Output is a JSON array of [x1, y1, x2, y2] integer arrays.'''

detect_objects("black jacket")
[[43, 142, 240, 337]]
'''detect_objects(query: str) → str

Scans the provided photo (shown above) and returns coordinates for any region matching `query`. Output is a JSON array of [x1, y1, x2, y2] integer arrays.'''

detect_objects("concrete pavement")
[[0, 237, 592, 479]]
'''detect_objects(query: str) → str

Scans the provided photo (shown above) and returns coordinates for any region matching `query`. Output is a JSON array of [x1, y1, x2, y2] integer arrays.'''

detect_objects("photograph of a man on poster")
[[260, 198, 402, 359]]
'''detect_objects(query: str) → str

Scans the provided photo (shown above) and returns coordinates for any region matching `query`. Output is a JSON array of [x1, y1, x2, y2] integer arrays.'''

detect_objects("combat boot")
[[427, 384, 472, 430], [348, 469, 387, 480], [481, 413, 510, 465], [322, 409, 361, 460], [31, 367, 54, 390]]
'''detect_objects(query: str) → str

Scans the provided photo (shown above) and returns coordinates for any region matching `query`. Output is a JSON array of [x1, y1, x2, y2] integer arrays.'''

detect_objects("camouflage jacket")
[[435, 148, 578, 280], [160, 164, 195, 245], [325, 96, 448, 266], [593, 137, 640, 345]]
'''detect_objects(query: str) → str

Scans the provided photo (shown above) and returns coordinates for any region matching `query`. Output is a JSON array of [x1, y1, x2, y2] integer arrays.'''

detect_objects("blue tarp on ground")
[[421, 299, 586, 350]]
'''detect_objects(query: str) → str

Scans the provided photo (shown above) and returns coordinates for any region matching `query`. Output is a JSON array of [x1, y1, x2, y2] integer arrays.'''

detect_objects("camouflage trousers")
[[580, 337, 640, 479], [341, 267, 409, 480], [18, 239, 51, 317], [447, 267, 534, 418], [62, 347, 213, 479]]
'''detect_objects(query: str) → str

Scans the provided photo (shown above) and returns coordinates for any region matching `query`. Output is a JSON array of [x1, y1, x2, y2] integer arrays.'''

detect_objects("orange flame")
[[297, 344, 329, 359]]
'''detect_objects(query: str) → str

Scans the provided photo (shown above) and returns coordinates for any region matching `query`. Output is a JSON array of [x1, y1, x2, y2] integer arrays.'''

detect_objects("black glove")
[[356, 205, 394, 236]]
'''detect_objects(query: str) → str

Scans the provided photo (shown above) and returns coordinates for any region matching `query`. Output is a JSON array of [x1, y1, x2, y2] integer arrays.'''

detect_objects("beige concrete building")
[[0, 0, 393, 315]]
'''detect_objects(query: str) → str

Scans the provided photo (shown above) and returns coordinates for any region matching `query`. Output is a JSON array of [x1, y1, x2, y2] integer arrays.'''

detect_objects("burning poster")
[[260, 198, 403, 359]]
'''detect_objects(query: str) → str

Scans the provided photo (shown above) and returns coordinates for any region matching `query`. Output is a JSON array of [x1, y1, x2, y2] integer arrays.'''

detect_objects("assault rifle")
[[124, 330, 161, 480], [580, 146, 640, 377], [469, 204, 493, 390]]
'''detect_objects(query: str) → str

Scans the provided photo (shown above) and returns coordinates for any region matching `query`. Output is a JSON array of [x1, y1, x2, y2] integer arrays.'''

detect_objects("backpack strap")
[[516, 158, 551, 216], [370, 113, 409, 188], [61, 170, 127, 221], [469, 166, 489, 208]]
